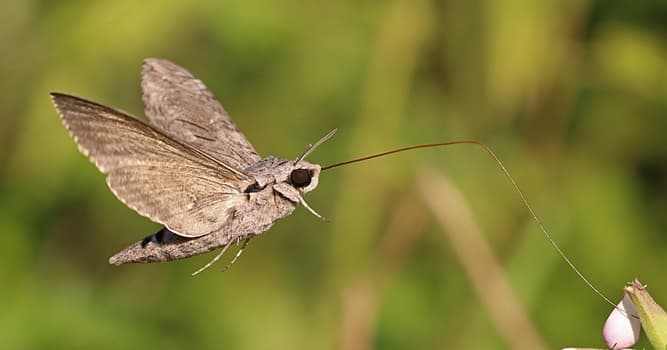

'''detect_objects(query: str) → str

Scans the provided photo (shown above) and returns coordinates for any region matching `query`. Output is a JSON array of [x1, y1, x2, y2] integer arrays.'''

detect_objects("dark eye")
[[290, 169, 312, 188]]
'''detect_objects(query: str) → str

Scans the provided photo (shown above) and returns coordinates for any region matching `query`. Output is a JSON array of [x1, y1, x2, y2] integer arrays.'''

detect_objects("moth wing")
[[51, 93, 250, 237], [141, 58, 261, 171]]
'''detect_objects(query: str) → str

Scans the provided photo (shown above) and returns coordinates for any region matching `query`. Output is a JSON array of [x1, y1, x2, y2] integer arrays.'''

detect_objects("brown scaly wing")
[[51, 93, 250, 237], [141, 58, 261, 171]]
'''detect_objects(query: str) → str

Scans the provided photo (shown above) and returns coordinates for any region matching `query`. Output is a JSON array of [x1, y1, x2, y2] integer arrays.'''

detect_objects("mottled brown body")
[[109, 179, 296, 264]]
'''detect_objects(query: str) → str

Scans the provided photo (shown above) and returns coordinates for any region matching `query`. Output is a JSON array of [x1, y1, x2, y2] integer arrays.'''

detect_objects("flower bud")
[[602, 292, 640, 349]]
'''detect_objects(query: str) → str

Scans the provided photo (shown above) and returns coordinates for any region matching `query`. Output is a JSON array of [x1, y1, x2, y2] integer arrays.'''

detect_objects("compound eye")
[[290, 169, 312, 188]]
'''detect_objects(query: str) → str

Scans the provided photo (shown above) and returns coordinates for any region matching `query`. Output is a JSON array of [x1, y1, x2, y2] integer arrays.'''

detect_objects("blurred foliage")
[[0, 0, 666, 349]]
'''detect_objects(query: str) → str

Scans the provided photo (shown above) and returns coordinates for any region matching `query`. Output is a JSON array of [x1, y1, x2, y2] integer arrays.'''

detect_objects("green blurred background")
[[1, 0, 666, 349]]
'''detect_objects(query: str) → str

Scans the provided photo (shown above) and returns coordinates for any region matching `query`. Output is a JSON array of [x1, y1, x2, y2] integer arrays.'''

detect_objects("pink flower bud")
[[602, 293, 640, 349]]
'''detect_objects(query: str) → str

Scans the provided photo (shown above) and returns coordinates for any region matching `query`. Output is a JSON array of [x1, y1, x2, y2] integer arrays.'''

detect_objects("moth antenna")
[[298, 193, 327, 221], [322, 140, 618, 309], [222, 238, 251, 272], [295, 128, 338, 164], [192, 240, 233, 276]]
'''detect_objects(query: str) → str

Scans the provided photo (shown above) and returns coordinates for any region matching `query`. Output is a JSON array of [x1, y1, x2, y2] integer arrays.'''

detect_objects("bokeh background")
[[1, 0, 666, 349]]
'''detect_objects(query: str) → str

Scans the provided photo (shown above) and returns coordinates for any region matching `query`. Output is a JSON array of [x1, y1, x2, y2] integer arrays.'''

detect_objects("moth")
[[52, 58, 335, 274], [51, 58, 630, 328], [53, 58, 616, 309]]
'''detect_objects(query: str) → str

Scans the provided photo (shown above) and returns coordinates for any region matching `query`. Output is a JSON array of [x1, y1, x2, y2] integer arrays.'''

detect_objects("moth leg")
[[272, 190, 278, 207], [191, 240, 233, 276], [223, 238, 251, 272]]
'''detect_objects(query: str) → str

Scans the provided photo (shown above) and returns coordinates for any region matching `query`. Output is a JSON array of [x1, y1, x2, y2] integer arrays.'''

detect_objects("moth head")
[[287, 128, 335, 193], [270, 129, 336, 221], [287, 162, 320, 194], [269, 160, 323, 220]]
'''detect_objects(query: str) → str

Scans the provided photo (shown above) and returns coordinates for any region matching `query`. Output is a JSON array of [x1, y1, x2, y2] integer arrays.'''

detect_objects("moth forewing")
[[51, 92, 250, 237]]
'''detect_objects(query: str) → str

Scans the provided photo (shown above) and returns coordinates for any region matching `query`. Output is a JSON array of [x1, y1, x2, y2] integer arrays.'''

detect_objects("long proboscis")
[[322, 140, 617, 309]]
